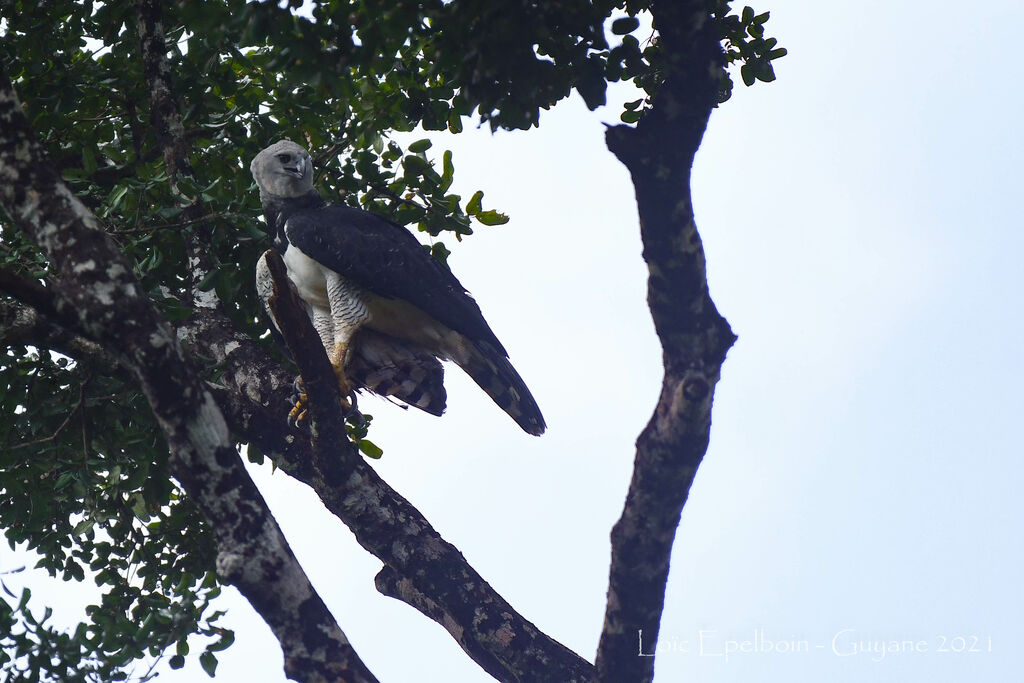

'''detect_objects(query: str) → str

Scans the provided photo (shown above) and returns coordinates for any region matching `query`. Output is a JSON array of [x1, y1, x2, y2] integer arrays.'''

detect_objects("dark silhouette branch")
[[595, 3, 737, 682]]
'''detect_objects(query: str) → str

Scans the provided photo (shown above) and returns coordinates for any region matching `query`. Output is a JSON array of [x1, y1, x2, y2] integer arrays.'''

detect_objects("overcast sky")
[[6, 1, 1022, 681]]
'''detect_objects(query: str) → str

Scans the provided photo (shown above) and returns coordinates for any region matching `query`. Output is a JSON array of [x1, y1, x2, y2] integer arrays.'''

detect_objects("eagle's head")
[[250, 140, 314, 199]]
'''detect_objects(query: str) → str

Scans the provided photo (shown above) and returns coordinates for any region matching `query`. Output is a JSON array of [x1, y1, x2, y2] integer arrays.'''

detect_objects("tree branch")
[[0, 299, 121, 370], [134, 0, 217, 309], [0, 266, 63, 321], [595, 4, 737, 682], [263, 248, 353, 456], [0, 69, 377, 683], [252, 249, 594, 682]]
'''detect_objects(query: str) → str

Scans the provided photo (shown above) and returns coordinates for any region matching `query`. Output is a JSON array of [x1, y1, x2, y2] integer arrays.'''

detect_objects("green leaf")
[[82, 146, 97, 175], [756, 62, 776, 82], [610, 16, 640, 35], [447, 110, 464, 134], [439, 150, 454, 192], [129, 492, 149, 518], [54, 472, 77, 491], [207, 629, 235, 652], [476, 210, 509, 226], [408, 138, 432, 154], [740, 63, 756, 86], [430, 242, 451, 265], [246, 443, 264, 464], [73, 518, 95, 536], [466, 190, 484, 216], [357, 439, 383, 459], [200, 651, 218, 677], [403, 155, 430, 176], [108, 185, 129, 211], [169, 654, 185, 670]]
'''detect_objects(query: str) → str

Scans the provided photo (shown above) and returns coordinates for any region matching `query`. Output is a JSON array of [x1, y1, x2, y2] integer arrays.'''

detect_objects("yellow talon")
[[287, 402, 307, 430], [285, 342, 360, 430]]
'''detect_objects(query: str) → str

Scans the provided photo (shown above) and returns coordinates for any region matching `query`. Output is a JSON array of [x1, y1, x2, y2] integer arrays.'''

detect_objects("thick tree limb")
[[595, 4, 737, 682], [0, 264, 128, 372], [130, 14, 377, 673], [0, 70, 377, 683]]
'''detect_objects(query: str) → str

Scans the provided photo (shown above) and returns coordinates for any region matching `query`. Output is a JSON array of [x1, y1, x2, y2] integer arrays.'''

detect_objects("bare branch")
[[0, 69, 377, 683], [595, 3, 737, 682]]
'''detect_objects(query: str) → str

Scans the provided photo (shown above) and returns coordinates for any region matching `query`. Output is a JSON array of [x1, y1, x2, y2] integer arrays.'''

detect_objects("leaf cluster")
[[0, 349, 223, 681], [712, 2, 788, 103]]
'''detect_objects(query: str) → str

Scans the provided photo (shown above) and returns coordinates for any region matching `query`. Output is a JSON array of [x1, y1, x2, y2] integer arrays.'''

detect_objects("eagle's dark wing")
[[283, 205, 508, 356], [284, 203, 545, 435]]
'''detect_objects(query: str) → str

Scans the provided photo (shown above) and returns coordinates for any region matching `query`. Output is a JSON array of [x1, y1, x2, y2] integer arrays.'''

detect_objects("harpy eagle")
[[250, 140, 545, 435]]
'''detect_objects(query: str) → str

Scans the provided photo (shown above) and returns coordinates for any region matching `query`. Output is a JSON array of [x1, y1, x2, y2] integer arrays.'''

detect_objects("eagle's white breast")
[[281, 241, 330, 310]]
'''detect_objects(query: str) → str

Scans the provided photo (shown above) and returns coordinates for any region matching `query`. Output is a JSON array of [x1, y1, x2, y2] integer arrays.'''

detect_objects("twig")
[[80, 379, 89, 463], [111, 210, 246, 236], [8, 378, 87, 457], [8, 401, 80, 452]]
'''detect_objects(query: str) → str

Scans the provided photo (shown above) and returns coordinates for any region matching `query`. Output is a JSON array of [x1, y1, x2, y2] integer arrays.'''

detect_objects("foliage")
[[0, 0, 782, 678], [713, 2, 788, 102]]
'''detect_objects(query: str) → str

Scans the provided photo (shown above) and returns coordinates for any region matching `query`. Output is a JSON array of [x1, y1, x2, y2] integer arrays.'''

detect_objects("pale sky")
[[5, 1, 1021, 681]]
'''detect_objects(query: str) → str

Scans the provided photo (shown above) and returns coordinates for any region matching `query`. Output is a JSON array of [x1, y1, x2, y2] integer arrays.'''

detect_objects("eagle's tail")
[[348, 330, 447, 416], [453, 340, 546, 436]]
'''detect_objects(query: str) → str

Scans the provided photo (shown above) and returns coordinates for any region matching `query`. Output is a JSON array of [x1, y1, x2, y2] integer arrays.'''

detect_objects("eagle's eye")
[[276, 153, 291, 163]]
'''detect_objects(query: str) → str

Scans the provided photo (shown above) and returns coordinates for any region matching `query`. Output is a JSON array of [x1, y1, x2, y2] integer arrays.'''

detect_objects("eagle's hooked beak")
[[283, 156, 306, 179]]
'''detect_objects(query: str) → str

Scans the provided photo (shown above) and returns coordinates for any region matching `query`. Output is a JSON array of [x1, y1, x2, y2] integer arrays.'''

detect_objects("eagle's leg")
[[326, 341, 358, 416], [324, 271, 370, 413], [329, 341, 354, 397], [286, 291, 366, 430]]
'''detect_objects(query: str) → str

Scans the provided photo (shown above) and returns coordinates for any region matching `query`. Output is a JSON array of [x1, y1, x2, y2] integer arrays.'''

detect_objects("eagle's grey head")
[[250, 140, 314, 199]]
